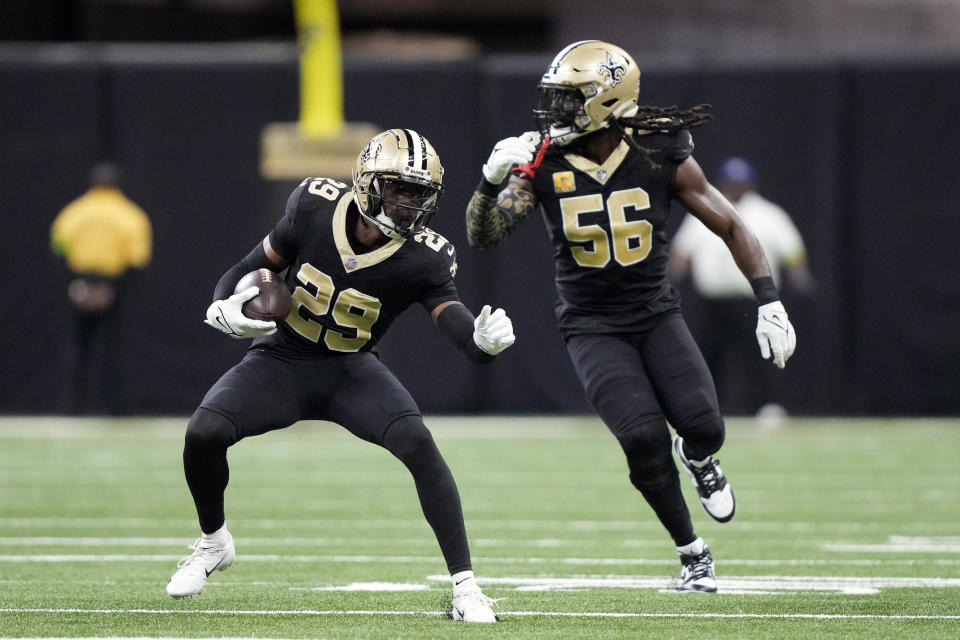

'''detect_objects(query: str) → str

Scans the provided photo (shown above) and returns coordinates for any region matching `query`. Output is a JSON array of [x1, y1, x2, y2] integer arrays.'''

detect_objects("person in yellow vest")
[[50, 162, 152, 414]]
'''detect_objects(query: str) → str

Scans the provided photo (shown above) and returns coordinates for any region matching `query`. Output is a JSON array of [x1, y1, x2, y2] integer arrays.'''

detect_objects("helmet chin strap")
[[550, 121, 607, 146], [355, 185, 404, 240], [372, 212, 405, 239], [359, 209, 404, 240], [548, 127, 582, 146]]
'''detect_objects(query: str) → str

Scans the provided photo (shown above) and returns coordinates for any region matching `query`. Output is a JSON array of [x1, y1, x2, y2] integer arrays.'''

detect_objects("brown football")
[[234, 269, 292, 322]]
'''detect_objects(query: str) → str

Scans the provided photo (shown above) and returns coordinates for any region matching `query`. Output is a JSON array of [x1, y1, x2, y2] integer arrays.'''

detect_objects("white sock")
[[691, 455, 714, 468], [201, 523, 229, 545], [677, 537, 705, 556], [679, 439, 712, 467], [451, 570, 475, 591]]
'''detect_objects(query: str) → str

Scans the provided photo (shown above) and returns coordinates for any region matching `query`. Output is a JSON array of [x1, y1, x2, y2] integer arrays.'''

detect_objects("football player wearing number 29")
[[466, 41, 796, 592], [167, 129, 512, 623]]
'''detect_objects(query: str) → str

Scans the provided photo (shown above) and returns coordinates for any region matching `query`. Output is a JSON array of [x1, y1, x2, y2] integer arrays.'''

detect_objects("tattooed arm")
[[465, 175, 539, 249]]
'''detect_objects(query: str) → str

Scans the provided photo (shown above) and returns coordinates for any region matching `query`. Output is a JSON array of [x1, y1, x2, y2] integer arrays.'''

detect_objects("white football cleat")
[[451, 584, 498, 623], [678, 544, 717, 593], [673, 435, 736, 523], [166, 530, 235, 597]]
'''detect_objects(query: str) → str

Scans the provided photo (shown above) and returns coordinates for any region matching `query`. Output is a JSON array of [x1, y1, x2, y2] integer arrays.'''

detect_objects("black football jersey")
[[531, 130, 694, 335], [259, 177, 460, 357]]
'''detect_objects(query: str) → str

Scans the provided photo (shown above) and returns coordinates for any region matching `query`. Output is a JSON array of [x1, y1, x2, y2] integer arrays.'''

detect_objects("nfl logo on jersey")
[[344, 257, 358, 271]]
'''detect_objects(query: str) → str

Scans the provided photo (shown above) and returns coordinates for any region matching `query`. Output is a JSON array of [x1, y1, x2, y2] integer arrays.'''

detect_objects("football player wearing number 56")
[[167, 129, 511, 623], [465, 41, 796, 593]]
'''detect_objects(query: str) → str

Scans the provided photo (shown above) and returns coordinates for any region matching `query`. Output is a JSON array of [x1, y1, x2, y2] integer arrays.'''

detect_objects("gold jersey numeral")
[[286, 263, 383, 351], [560, 187, 652, 268], [307, 177, 348, 201], [413, 229, 447, 252]]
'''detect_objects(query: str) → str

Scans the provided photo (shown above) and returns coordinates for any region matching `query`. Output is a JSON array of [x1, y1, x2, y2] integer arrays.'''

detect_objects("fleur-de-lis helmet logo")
[[359, 138, 382, 165], [596, 52, 626, 87]]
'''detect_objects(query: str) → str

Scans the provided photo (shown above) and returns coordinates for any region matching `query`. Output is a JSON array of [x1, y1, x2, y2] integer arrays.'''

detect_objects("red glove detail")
[[512, 135, 551, 180]]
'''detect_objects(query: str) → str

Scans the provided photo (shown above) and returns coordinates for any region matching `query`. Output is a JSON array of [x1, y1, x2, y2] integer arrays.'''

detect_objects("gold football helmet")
[[352, 128, 444, 239], [534, 40, 640, 146]]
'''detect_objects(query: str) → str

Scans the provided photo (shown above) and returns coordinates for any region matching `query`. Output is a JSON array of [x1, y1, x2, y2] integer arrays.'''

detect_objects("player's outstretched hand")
[[482, 132, 540, 185], [204, 286, 278, 340], [473, 304, 516, 355], [756, 301, 796, 368]]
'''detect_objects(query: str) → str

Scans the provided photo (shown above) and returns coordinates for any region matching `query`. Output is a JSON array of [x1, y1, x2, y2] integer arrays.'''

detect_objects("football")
[[234, 269, 292, 322]]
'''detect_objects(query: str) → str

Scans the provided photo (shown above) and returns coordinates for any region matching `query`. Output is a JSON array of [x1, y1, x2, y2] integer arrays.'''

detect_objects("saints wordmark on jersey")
[[531, 130, 694, 335], [266, 177, 458, 356]]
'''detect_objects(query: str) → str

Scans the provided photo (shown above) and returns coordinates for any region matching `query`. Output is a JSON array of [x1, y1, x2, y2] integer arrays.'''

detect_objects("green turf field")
[[0, 416, 958, 639]]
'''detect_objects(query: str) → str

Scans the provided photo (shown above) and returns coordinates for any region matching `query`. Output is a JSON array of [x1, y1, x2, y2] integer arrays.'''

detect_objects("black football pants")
[[182, 347, 472, 574], [565, 311, 725, 547]]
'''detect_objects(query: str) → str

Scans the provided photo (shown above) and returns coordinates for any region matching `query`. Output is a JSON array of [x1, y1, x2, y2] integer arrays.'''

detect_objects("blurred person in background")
[[165, 129, 512, 623], [670, 157, 815, 420], [50, 162, 152, 415], [466, 40, 797, 593]]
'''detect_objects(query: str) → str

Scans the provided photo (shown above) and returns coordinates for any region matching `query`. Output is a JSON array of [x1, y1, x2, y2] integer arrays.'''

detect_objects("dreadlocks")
[[622, 104, 714, 133], [609, 103, 713, 169]]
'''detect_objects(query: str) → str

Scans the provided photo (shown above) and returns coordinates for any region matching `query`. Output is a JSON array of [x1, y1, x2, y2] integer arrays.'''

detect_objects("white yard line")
[[423, 574, 960, 595], [1, 553, 959, 567], [0, 537, 442, 547], [823, 535, 960, 553], [1, 517, 954, 533], [1, 608, 958, 621], [3, 571, 959, 596], [0, 536, 677, 548], [824, 543, 960, 553]]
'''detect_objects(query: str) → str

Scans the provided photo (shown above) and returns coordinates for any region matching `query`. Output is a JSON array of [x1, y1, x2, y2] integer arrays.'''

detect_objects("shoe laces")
[[690, 458, 724, 493], [681, 549, 714, 580], [176, 537, 219, 569]]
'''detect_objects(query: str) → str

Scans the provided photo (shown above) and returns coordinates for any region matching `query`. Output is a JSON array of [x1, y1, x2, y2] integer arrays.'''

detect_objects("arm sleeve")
[[418, 238, 460, 312], [435, 302, 495, 364], [212, 242, 275, 301], [267, 182, 309, 261]]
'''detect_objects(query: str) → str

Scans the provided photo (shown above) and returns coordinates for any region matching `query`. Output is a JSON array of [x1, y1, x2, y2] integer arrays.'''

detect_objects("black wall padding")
[[1, 44, 958, 416]]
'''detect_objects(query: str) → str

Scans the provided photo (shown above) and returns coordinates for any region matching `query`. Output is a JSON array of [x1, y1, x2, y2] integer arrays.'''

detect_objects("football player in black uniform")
[[465, 41, 796, 592], [167, 129, 512, 623]]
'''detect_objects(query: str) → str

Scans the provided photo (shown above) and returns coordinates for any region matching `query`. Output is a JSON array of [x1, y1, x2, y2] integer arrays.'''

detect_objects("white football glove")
[[473, 304, 516, 355], [204, 286, 277, 340], [756, 301, 797, 369], [481, 131, 540, 185]]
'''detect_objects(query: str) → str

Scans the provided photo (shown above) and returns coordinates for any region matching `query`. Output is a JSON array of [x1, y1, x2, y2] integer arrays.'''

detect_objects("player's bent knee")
[[615, 421, 678, 488], [615, 419, 668, 461], [184, 407, 236, 453], [381, 415, 442, 471], [677, 412, 725, 458]]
